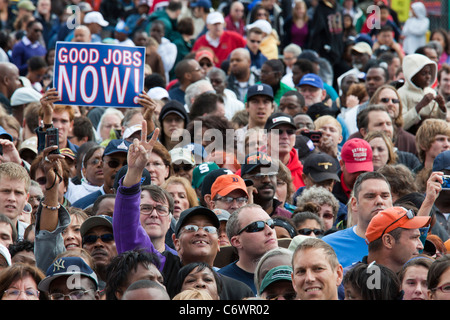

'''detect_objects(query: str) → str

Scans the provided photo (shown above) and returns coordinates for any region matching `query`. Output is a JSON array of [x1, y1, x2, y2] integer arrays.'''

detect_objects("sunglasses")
[[237, 219, 274, 235], [270, 129, 295, 135], [249, 39, 261, 44], [298, 228, 324, 236], [106, 159, 127, 169], [380, 209, 414, 238], [82, 233, 114, 245], [380, 97, 400, 104], [200, 62, 212, 67], [173, 164, 194, 172]]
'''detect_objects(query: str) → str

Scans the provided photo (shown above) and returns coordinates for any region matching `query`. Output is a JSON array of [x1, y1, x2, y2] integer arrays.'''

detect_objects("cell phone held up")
[[301, 130, 323, 144], [442, 175, 450, 190], [45, 127, 60, 154]]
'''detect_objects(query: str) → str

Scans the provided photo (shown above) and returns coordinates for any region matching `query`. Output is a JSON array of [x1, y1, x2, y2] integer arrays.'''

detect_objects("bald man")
[[0, 62, 21, 111], [72, 25, 92, 43]]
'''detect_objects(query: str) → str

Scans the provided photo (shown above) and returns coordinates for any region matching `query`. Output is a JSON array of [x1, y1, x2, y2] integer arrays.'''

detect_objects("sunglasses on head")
[[82, 233, 114, 245], [237, 219, 274, 235]]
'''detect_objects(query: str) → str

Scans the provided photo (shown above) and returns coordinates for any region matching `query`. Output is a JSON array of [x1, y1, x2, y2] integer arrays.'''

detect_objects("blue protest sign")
[[53, 41, 146, 108]]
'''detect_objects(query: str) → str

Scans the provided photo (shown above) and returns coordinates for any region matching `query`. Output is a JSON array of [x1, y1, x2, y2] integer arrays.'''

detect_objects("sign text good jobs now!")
[[53, 41, 146, 108]]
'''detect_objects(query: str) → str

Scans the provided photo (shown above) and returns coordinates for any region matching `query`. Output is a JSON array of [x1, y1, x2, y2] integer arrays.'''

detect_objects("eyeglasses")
[[87, 158, 102, 166], [82, 233, 114, 245], [431, 283, 450, 293], [49, 289, 94, 300], [106, 159, 127, 168], [4, 289, 40, 299], [173, 164, 194, 172], [380, 209, 415, 238], [269, 128, 295, 135], [237, 219, 274, 235], [245, 172, 278, 181], [181, 224, 218, 234], [140, 204, 170, 216], [298, 228, 324, 236], [249, 39, 261, 44], [380, 97, 400, 104], [215, 196, 248, 205], [266, 292, 296, 300]]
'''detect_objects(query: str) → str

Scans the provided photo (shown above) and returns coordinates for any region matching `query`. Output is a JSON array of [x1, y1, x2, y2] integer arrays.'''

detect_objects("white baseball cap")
[[206, 12, 225, 25], [84, 11, 109, 27]]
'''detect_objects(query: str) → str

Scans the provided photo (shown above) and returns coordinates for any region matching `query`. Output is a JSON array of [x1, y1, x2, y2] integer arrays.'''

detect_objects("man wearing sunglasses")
[[72, 139, 130, 210], [80, 215, 117, 288], [241, 151, 292, 218], [264, 112, 305, 190], [218, 203, 278, 294]]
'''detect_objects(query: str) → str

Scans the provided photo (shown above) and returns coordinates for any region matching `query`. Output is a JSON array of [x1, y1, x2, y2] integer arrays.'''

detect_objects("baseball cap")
[[113, 165, 151, 190], [352, 41, 373, 56], [201, 168, 234, 197], [190, 0, 212, 8], [365, 207, 431, 243], [307, 102, 337, 120], [84, 11, 109, 27], [159, 100, 188, 124], [211, 174, 249, 200], [303, 153, 340, 182], [264, 112, 296, 131], [206, 12, 224, 25], [247, 84, 274, 101], [298, 50, 320, 64], [19, 136, 38, 155], [246, 19, 272, 35], [115, 20, 130, 34], [195, 49, 214, 64], [10, 87, 42, 106], [103, 139, 131, 156], [433, 150, 450, 171], [295, 135, 315, 159], [17, 0, 35, 11], [183, 143, 208, 161], [123, 124, 142, 140], [259, 265, 293, 295], [212, 208, 230, 222], [0, 126, 13, 141], [340, 138, 373, 174], [298, 73, 324, 89], [38, 256, 99, 292], [80, 215, 113, 238], [59, 148, 76, 160], [174, 206, 220, 237], [170, 147, 195, 165], [147, 87, 169, 100], [240, 151, 275, 176], [192, 162, 220, 189]]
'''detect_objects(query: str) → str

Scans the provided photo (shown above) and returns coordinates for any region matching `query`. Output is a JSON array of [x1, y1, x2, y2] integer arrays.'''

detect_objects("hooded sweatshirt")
[[397, 54, 445, 130], [401, 2, 429, 55]]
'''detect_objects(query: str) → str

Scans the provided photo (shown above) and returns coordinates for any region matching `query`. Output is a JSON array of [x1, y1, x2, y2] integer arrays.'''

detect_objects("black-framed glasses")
[[380, 97, 400, 104], [380, 209, 415, 238], [215, 196, 248, 205], [49, 289, 94, 300], [237, 219, 274, 235], [298, 228, 324, 236], [173, 164, 194, 172], [106, 159, 127, 168], [181, 225, 218, 234], [82, 233, 114, 245], [140, 204, 170, 216], [4, 289, 40, 299]]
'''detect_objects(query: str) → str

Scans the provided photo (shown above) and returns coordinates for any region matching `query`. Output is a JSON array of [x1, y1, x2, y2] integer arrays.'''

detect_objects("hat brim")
[[215, 184, 248, 199], [308, 171, 340, 183], [266, 122, 296, 131], [175, 207, 220, 237], [80, 217, 113, 238], [344, 161, 373, 174]]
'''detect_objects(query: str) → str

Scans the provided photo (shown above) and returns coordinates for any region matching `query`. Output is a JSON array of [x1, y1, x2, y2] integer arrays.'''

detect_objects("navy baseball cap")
[[190, 0, 211, 8], [38, 256, 99, 292], [433, 150, 450, 171], [298, 73, 324, 89], [103, 139, 131, 156], [247, 84, 274, 101], [241, 151, 276, 176], [174, 206, 220, 237]]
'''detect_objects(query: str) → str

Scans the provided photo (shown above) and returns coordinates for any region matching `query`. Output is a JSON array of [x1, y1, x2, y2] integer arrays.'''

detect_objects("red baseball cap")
[[211, 174, 248, 200], [341, 138, 373, 173], [365, 207, 431, 243]]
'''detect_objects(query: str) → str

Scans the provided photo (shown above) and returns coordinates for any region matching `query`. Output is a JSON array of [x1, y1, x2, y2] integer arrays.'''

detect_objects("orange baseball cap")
[[365, 207, 431, 243], [211, 174, 249, 200]]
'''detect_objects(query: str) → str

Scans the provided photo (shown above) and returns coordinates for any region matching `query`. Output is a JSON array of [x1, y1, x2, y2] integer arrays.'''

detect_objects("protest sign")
[[53, 41, 146, 108]]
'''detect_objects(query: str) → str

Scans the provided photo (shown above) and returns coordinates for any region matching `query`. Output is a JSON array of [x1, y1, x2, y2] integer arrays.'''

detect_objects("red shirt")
[[192, 31, 246, 67]]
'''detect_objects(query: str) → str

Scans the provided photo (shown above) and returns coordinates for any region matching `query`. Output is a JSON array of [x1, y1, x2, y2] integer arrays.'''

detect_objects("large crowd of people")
[[0, 0, 450, 302]]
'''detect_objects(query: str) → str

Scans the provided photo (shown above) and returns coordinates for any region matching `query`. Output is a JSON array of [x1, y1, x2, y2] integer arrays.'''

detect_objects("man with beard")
[[241, 151, 292, 218]]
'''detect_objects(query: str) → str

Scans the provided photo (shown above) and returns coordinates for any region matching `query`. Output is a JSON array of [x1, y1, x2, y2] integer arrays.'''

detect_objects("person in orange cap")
[[207, 174, 250, 213]]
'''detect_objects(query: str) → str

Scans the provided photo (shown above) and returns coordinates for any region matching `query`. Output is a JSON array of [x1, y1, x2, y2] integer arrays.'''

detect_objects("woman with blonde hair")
[[161, 176, 199, 221], [364, 131, 397, 171], [282, 0, 309, 49]]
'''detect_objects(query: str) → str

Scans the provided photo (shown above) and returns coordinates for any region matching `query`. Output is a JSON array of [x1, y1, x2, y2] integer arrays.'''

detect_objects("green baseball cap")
[[259, 265, 293, 295], [192, 162, 220, 189]]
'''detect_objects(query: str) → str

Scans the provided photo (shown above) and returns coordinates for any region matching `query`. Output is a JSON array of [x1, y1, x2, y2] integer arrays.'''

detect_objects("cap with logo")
[[298, 73, 324, 89], [365, 206, 430, 243], [264, 112, 296, 131], [303, 153, 340, 182], [247, 84, 274, 101], [211, 174, 249, 200], [192, 162, 220, 189], [340, 138, 373, 174], [38, 256, 99, 292], [240, 151, 275, 176], [103, 139, 131, 156], [170, 147, 195, 165], [259, 265, 293, 295]]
